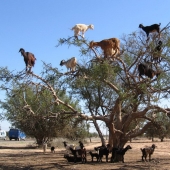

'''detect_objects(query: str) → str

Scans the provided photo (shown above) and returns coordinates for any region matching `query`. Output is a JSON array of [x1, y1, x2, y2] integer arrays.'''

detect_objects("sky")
[[0, 0, 170, 131]]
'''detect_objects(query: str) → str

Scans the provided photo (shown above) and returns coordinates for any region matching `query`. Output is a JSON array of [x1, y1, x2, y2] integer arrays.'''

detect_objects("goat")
[[94, 144, 106, 153], [51, 146, 55, 153], [95, 144, 110, 162], [115, 145, 132, 163], [70, 147, 87, 163], [151, 40, 163, 63], [19, 48, 36, 73], [79, 141, 84, 148], [63, 141, 75, 153], [64, 153, 82, 162], [71, 24, 94, 38], [141, 144, 156, 162], [60, 57, 77, 72], [138, 63, 160, 79], [139, 23, 161, 39], [74, 141, 84, 150], [89, 38, 120, 59], [42, 143, 47, 153], [89, 151, 99, 162]]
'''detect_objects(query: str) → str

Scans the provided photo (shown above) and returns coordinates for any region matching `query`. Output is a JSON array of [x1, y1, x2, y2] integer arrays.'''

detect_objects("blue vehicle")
[[8, 129, 26, 141]]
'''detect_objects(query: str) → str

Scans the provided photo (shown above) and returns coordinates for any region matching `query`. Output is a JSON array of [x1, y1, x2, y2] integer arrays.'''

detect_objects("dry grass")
[[0, 138, 170, 170]]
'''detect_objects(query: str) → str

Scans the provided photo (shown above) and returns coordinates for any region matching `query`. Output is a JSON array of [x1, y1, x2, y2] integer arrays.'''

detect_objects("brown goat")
[[141, 144, 156, 161], [70, 147, 87, 163], [89, 38, 120, 59], [19, 48, 36, 72]]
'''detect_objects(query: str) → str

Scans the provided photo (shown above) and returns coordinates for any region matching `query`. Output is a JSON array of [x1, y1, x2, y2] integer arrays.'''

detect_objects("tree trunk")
[[93, 120, 105, 145]]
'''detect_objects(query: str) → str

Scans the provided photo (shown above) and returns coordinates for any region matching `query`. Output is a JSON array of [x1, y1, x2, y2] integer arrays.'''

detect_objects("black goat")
[[94, 145, 105, 152], [89, 151, 99, 162], [19, 48, 36, 73], [139, 23, 161, 39], [51, 146, 55, 153], [141, 144, 156, 162], [115, 145, 132, 163], [95, 144, 110, 162], [155, 40, 162, 51], [64, 154, 82, 162], [138, 63, 160, 79], [152, 40, 163, 63], [79, 141, 84, 149]]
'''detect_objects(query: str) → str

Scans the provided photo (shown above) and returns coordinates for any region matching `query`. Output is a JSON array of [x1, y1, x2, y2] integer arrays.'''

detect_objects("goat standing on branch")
[[89, 38, 120, 59], [60, 57, 77, 72], [71, 24, 94, 38], [19, 48, 36, 73], [151, 40, 163, 63], [138, 63, 160, 80], [139, 23, 161, 40]]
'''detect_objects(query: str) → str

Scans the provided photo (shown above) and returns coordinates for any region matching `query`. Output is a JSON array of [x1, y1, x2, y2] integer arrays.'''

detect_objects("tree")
[[0, 73, 84, 145], [1, 23, 170, 148], [145, 113, 170, 142], [57, 23, 170, 147]]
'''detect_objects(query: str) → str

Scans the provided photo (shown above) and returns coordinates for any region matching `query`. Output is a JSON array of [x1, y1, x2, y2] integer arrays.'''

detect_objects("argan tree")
[[0, 71, 84, 145], [1, 23, 170, 148]]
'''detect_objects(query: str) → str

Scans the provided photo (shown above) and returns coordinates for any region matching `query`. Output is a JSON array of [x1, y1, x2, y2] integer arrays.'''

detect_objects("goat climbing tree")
[[1, 23, 170, 147]]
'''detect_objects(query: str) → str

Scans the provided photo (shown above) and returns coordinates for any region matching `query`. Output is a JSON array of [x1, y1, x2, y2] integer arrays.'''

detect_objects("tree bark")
[[93, 120, 106, 146]]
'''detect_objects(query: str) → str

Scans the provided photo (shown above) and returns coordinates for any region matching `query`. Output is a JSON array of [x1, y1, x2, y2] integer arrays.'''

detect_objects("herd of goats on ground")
[[19, 22, 164, 163], [42, 140, 156, 164]]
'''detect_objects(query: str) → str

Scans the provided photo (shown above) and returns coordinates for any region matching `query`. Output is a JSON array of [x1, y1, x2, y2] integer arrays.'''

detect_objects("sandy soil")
[[0, 138, 170, 170]]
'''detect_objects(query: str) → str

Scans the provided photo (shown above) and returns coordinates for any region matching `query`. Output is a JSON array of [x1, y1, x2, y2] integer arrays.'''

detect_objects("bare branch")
[[103, 79, 119, 93]]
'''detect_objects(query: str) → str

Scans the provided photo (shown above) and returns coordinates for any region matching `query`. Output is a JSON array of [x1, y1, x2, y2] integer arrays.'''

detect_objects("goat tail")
[[140, 148, 143, 152]]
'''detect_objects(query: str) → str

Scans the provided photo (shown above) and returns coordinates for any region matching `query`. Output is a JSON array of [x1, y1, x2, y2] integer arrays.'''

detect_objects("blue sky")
[[0, 0, 170, 131]]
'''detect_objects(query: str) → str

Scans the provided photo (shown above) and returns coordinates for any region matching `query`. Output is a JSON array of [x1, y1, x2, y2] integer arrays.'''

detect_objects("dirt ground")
[[0, 138, 170, 170]]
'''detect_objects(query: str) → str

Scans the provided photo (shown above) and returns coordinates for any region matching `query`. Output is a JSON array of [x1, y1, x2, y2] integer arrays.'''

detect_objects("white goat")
[[71, 24, 94, 38], [63, 141, 75, 153], [60, 57, 77, 72]]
